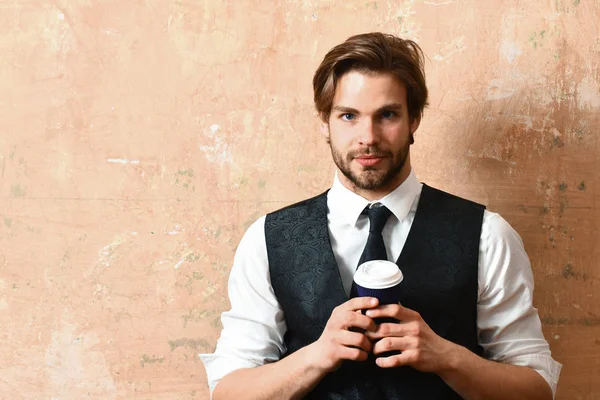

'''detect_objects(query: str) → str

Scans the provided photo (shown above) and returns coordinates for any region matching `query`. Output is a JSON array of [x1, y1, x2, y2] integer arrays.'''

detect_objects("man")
[[200, 32, 561, 399]]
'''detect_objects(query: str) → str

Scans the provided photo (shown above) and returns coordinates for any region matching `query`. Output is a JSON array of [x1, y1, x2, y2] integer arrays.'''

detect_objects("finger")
[[365, 303, 420, 320], [337, 296, 379, 312], [371, 336, 413, 355], [376, 349, 419, 368], [341, 311, 378, 332], [365, 321, 416, 340], [340, 346, 369, 362], [338, 330, 373, 353]]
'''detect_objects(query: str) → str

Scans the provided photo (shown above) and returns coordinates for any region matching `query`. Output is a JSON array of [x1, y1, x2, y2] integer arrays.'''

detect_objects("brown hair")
[[313, 32, 429, 122]]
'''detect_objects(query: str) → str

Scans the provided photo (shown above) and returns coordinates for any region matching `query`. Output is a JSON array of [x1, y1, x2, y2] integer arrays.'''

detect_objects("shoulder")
[[234, 215, 267, 260], [421, 184, 485, 208], [266, 191, 329, 220], [481, 210, 525, 247]]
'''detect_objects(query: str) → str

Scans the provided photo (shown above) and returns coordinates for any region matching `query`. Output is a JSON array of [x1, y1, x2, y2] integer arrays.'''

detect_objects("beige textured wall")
[[1, 1, 598, 399]]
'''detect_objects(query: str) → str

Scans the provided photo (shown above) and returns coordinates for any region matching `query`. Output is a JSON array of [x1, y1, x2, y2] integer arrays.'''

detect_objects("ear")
[[410, 116, 421, 135], [320, 120, 330, 143], [409, 116, 421, 144]]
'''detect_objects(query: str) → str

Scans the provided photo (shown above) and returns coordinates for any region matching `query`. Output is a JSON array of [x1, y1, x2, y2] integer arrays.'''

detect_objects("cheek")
[[385, 125, 411, 143], [329, 125, 353, 146]]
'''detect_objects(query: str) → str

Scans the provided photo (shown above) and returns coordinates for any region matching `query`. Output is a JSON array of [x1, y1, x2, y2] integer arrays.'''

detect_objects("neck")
[[339, 163, 412, 201]]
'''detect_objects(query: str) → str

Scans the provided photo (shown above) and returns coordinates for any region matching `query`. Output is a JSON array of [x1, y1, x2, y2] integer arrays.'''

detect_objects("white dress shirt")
[[200, 170, 562, 397]]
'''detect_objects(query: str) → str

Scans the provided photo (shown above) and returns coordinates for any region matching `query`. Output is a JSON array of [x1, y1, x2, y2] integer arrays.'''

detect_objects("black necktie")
[[350, 203, 392, 297]]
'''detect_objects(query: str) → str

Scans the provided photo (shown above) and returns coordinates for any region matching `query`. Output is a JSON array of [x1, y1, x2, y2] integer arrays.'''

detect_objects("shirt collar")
[[328, 169, 421, 226]]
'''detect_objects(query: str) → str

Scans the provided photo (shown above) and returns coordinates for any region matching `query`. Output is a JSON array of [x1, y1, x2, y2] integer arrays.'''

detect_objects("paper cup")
[[353, 260, 403, 305]]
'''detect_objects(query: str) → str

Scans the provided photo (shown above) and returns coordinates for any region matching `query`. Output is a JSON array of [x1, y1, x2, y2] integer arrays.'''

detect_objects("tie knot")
[[364, 203, 392, 233]]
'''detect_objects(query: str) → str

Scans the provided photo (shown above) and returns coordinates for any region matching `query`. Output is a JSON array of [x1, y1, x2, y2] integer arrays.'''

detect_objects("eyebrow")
[[332, 103, 404, 114]]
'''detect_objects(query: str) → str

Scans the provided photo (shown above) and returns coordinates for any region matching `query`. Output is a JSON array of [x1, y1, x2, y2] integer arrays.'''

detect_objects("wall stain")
[[562, 264, 574, 279], [174, 168, 196, 191], [10, 184, 25, 198], [578, 181, 586, 191], [59, 249, 70, 270], [561, 264, 588, 281], [211, 316, 222, 329], [168, 338, 210, 352], [3, 217, 12, 228], [182, 309, 216, 327], [177, 168, 195, 177], [140, 354, 164, 368], [541, 316, 600, 326]]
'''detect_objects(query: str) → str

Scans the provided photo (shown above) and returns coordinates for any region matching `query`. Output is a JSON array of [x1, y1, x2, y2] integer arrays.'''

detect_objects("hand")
[[364, 304, 458, 373], [306, 297, 379, 373]]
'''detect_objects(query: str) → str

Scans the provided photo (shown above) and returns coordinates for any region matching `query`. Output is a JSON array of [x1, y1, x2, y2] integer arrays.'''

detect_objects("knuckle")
[[379, 323, 390, 335], [412, 350, 421, 361], [349, 348, 362, 360], [347, 311, 358, 325], [413, 337, 421, 348], [409, 322, 420, 336], [384, 338, 394, 350]]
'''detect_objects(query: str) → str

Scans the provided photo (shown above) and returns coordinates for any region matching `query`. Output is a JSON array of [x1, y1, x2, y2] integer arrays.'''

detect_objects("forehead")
[[332, 70, 408, 110]]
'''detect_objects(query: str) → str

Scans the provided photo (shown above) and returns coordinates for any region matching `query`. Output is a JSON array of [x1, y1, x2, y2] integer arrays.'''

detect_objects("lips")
[[355, 156, 384, 167]]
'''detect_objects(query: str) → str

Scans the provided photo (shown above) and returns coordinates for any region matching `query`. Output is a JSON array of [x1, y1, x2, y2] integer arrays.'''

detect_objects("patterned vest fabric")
[[265, 184, 485, 399]]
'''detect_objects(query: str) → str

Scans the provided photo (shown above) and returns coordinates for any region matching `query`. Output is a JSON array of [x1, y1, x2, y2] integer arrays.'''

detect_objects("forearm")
[[440, 345, 553, 400], [212, 344, 326, 400]]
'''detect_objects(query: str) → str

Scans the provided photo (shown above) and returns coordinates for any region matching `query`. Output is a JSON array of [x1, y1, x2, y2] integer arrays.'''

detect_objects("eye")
[[341, 113, 356, 121], [381, 110, 396, 119]]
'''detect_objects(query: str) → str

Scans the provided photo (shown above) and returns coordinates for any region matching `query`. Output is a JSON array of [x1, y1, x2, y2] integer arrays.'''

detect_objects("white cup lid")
[[353, 260, 403, 289]]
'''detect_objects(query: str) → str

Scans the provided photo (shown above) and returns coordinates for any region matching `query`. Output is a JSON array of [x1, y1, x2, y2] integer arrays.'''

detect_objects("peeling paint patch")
[[107, 159, 140, 164], [433, 36, 466, 61], [98, 236, 124, 268], [511, 114, 533, 129], [486, 79, 515, 100], [45, 320, 116, 396], [200, 123, 232, 166], [577, 77, 600, 109], [167, 225, 184, 235], [424, 0, 454, 5], [578, 181, 586, 191], [500, 40, 522, 64], [174, 258, 185, 270]]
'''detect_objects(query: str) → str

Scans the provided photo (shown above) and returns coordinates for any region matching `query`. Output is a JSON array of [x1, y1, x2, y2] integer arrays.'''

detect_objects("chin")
[[353, 172, 389, 190]]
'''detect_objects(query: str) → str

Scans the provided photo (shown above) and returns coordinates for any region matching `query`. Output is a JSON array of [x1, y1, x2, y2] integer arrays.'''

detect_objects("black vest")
[[265, 184, 485, 399]]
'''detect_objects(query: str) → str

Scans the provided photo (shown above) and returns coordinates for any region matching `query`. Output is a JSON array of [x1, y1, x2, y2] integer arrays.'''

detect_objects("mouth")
[[354, 155, 385, 167]]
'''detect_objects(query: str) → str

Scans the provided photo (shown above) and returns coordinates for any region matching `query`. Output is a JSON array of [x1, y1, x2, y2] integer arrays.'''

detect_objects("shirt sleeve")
[[199, 216, 287, 396], [477, 211, 562, 397]]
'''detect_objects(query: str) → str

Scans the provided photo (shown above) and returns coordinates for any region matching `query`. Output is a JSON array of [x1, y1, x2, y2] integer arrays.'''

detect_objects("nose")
[[357, 118, 379, 146]]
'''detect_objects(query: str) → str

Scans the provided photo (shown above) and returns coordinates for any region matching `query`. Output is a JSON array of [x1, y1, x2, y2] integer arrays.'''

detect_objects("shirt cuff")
[[498, 353, 562, 398], [199, 353, 263, 398]]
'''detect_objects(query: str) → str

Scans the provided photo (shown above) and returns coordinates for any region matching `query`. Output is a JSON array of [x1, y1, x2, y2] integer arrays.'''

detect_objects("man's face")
[[323, 70, 420, 199]]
